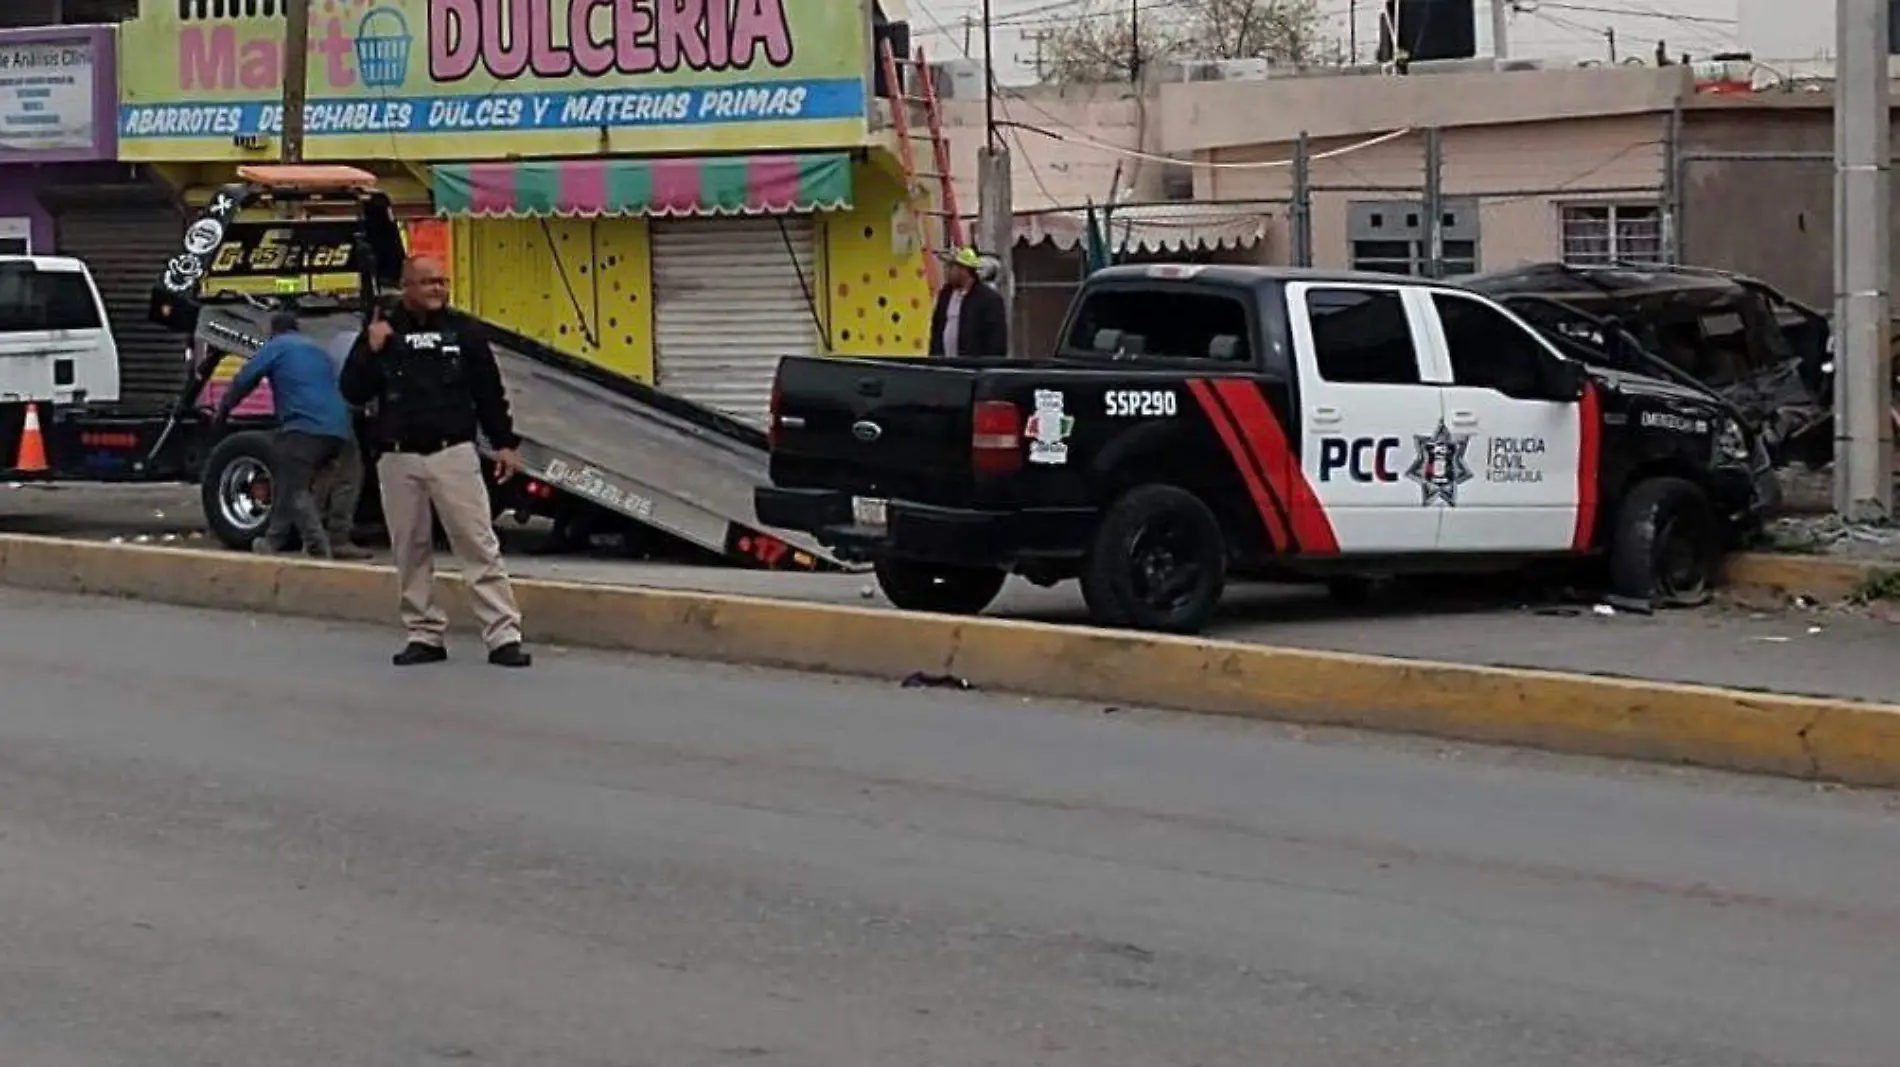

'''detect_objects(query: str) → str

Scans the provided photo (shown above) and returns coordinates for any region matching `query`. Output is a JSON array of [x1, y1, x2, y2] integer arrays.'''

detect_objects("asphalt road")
[[3, 590, 1899, 1066]]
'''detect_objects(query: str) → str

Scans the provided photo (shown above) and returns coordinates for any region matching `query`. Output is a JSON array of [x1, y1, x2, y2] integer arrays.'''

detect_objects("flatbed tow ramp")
[[196, 302, 843, 572]]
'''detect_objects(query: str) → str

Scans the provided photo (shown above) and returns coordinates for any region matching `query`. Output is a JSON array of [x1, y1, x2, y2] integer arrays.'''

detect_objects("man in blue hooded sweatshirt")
[[216, 311, 353, 558]]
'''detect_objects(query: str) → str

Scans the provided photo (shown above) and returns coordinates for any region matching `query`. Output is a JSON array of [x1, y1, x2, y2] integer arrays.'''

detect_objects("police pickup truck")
[[755, 266, 1777, 633]]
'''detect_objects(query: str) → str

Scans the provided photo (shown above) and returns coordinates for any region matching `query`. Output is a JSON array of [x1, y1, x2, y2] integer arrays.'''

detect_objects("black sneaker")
[[487, 642, 533, 669], [392, 641, 448, 666]]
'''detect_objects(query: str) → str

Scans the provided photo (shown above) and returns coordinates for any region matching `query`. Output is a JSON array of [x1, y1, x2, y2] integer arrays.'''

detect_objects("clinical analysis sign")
[[117, 0, 871, 161]]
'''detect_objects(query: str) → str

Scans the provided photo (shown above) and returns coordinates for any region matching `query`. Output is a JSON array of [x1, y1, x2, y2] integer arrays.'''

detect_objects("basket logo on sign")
[[355, 7, 412, 88]]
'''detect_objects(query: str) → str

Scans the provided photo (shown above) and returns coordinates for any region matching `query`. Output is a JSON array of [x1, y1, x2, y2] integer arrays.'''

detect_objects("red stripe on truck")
[[1572, 382, 1602, 551], [1211, 379, 1341, 556], [1187, 379, 1291, 552]]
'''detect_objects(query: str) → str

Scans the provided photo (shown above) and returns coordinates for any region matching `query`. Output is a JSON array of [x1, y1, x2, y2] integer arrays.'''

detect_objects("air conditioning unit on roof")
[[1174, 57, 1272, 82], [928, 58, 984, 100]]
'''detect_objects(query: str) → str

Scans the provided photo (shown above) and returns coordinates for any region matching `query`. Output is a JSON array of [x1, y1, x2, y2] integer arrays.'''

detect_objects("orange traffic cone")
[[15, 402, 47, 473]]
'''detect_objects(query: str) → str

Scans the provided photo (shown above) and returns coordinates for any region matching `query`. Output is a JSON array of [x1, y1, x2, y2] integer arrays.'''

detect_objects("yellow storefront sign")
[[118, 0, 872, 161]]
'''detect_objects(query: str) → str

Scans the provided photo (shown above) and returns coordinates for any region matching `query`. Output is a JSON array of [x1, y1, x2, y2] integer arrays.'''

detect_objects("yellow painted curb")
[[1723, 552, 1895, 603], [4, 533, 1899, 787]]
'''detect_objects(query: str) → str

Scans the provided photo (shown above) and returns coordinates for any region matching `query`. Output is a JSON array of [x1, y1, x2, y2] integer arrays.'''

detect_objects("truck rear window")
[[1064, 288, 1252, 362], [0, 267, 102, 332]]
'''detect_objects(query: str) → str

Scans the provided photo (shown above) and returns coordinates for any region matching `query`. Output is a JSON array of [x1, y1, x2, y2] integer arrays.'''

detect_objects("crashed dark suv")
[[1460, 263, 1835, 468]]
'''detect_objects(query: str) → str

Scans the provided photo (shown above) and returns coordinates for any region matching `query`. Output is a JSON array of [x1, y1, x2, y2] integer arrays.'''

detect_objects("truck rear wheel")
[[1609, 476, 1720, 605], [873, 558, 1007, 616], [1081, 484, 1227, 634], [201, 431, 277, 551]]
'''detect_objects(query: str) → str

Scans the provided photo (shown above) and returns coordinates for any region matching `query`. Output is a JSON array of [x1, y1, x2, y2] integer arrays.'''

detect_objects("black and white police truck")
[[758, 265, 1781, 633]]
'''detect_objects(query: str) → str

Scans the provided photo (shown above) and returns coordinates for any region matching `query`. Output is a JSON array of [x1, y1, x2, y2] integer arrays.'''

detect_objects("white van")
[[0, 255, 120, 407]]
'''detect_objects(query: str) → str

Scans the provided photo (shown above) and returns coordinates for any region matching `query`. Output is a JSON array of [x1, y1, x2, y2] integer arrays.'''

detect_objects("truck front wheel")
[[873, 558, 1008, 616], [1081, 484, 1227, 634], [1609, 476, 1720, 605]]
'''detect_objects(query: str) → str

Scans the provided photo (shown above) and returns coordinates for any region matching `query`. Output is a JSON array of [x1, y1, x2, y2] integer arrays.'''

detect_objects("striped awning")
[[431, 153, 853, 219]]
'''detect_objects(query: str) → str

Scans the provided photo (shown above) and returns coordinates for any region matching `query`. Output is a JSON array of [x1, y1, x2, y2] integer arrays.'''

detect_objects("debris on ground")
[[1761, 514, 1900, 559], [900, 672, 972, 691], [1848, 568, 1900, 605], [1601, 594, 1656, 615]]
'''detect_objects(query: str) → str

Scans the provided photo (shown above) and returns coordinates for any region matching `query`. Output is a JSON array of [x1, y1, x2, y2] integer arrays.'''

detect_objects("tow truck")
[[7, 163, 840, 570]]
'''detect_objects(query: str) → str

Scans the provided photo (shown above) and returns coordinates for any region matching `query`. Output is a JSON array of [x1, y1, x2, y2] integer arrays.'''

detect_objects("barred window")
[[1560, 203, 1663, 266]]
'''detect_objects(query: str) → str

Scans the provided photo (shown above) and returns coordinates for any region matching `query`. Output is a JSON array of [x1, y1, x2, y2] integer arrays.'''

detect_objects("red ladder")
[[880, 42, 964, 293]]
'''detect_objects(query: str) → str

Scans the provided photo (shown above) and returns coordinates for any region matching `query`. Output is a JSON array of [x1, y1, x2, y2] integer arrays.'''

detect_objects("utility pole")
[[981, 0, 996, 150], [281, 0, 310, 161], [974, 0, 1013, 349], [978, 146, 1014, 350], [1490, 0, 1511, 66], [1833, 0, 1893, 521], [1024, 28, 1053, 81], [1130, 0, 1141, 82], [1422, 128, 1444, 278]]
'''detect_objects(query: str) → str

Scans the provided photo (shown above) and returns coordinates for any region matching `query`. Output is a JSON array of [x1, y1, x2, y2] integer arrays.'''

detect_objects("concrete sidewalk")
[[6, 481, 1894, 704], [498, 558, 1898, 705]]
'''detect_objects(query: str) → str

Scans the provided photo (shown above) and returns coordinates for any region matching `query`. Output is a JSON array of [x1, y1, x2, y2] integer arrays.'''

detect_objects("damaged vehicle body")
[[1461, 262, 1847, 471]]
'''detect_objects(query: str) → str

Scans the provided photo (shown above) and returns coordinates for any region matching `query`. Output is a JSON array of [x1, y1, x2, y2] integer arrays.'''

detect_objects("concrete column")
[[977, 144, 1015, 355], [1832, 0, 1893, 521]]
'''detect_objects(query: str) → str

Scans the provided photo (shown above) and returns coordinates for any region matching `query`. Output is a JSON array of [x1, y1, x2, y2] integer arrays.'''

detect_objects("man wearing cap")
[[214, 311, 353, 558], [928, 246, 1010, 359]]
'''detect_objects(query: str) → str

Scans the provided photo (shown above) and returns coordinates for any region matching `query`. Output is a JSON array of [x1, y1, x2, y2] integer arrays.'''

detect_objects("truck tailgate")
[[769, 356, 979, 503]]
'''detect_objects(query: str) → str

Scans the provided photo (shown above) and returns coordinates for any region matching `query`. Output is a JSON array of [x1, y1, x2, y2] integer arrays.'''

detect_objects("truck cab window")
[[1064, 289, 1252, 363], [1304, 288, 1419, 384], [1431, 293, 1549, 396], [0, 268, 102, 333]]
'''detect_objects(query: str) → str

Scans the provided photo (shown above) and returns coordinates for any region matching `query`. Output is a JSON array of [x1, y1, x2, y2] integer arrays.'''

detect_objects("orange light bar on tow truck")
[[234, 165, 379, 194]]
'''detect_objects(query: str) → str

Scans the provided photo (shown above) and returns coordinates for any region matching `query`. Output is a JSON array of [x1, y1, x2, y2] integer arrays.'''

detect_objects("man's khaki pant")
[[376, 442, 522, 650]]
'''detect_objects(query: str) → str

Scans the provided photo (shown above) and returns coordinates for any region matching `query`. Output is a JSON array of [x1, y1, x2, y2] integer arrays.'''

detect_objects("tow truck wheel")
[[1081, 484, 1227, 635], [1609, 476, 1720, 605], [201, 431, 278, 551], [872, 559, 1007, 616]]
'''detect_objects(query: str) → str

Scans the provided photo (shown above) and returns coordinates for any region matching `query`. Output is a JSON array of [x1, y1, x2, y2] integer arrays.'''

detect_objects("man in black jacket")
[[927, 246, 1009, 358], [340, 256, 531, 669]]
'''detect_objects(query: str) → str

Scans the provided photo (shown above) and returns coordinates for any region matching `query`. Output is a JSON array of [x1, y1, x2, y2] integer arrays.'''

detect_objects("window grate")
[[1560, 203, 1662, 266], [1349, 239, 1477, 278]]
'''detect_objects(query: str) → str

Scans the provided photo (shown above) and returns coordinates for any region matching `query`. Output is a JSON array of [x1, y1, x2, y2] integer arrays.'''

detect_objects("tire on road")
[[873, 558, 1008, 616], [1080, 484, 1227, 634], [200, 430, 277, 551], [1608, 475, 1720, 605]]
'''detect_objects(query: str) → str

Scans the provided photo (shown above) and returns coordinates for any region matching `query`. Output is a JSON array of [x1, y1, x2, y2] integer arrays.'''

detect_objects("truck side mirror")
[[1544, 357, 1588, 401]]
